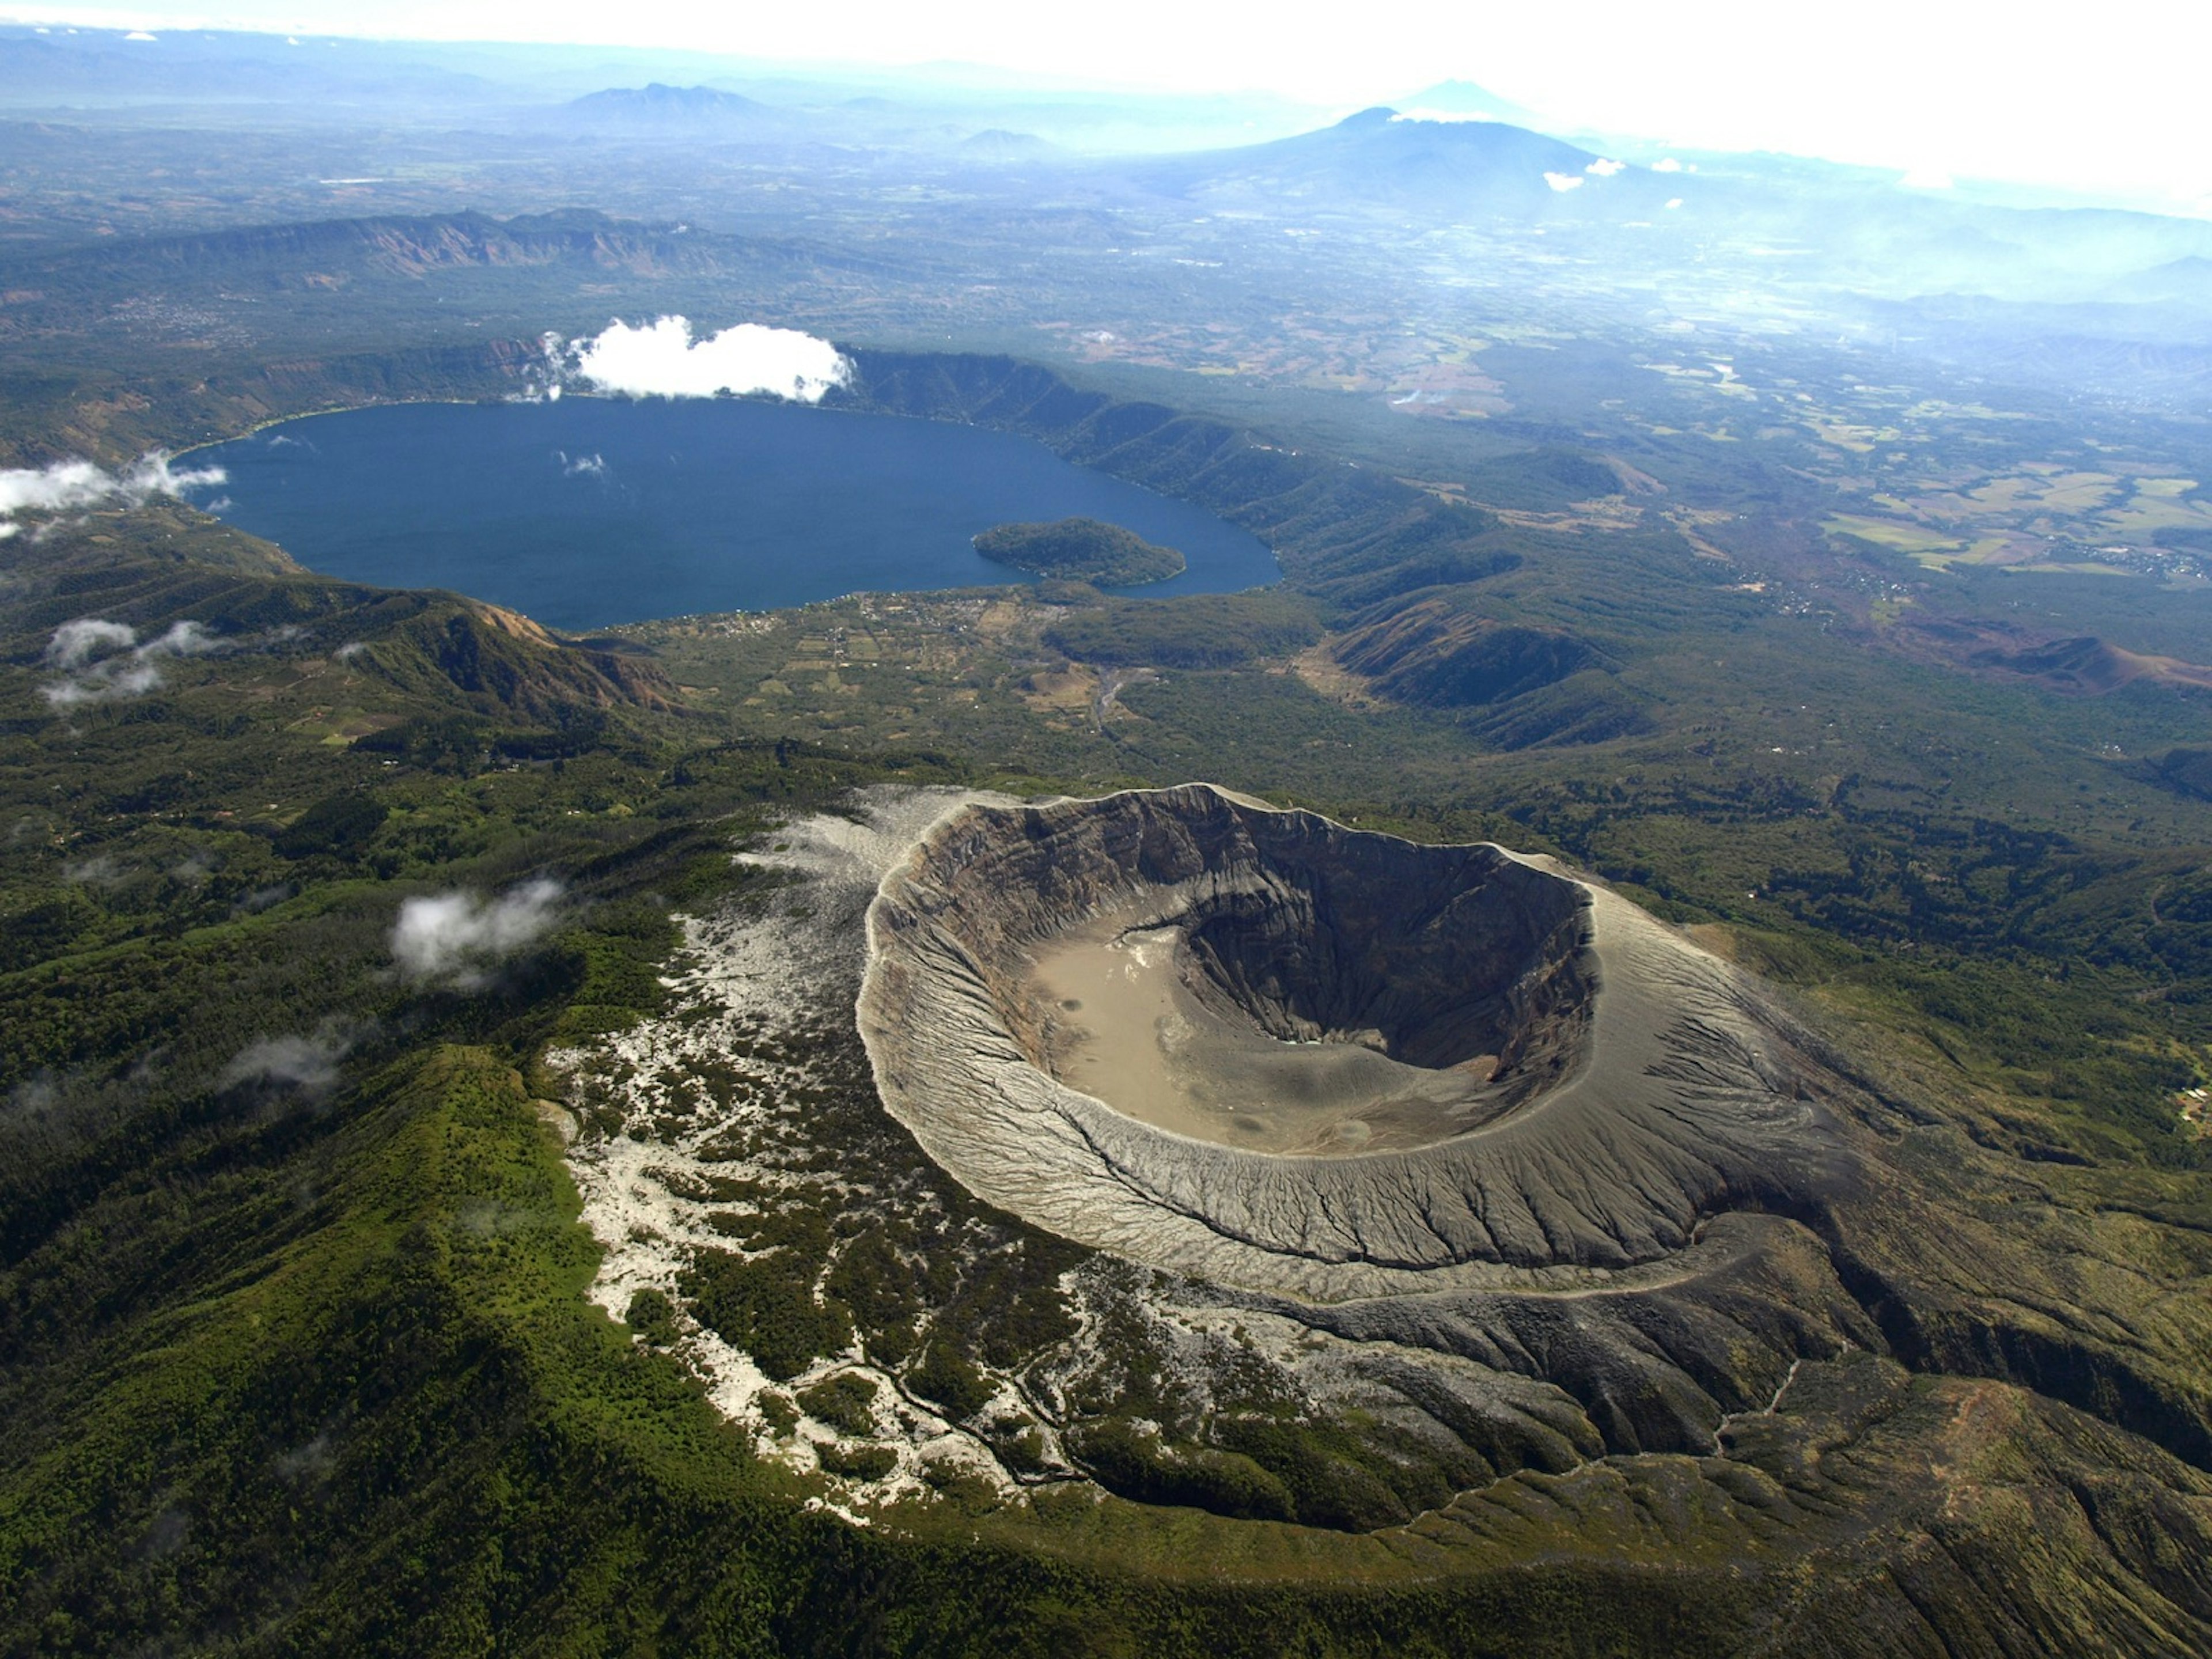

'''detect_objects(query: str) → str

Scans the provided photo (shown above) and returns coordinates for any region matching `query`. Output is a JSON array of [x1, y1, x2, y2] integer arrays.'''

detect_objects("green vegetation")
[[1066, 1419, 1294, 1523], [685, 1233, 854, 1384], [626, 1287, 680, 1346], [1041, 590, 1322, 669], [816, 1444, 897, 1482], [9, 33, 2212, 1639], [974, 518, 1185, 586], [1330, 596, 1618, 711], [796, 1374, 880, 1437], [906, 1345, 994, 1420]]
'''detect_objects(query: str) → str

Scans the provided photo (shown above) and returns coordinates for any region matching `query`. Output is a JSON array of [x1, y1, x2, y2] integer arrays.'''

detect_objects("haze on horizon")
[[5, 0, 2207, 215]]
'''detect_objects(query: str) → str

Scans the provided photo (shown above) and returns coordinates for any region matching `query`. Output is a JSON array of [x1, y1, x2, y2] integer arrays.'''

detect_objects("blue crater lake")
[[192, 399, 1280, 631]]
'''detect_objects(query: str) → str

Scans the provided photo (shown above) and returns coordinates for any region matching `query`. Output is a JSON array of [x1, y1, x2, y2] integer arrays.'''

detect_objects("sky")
[[9, 0, 2208, 211]]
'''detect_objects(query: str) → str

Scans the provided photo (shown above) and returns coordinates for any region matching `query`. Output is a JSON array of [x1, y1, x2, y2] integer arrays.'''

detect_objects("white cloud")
[[0, 452, 226, 535], [220, 1022, 356, 1094], [1543, 172, 1584, 192], [1652, 157, 1683, 172], [1899, 165, 1955, 190], [566, 317, 851, 403], [46, 618, 137, 670], [1, 460, 117, 518], [139, 619, 226, 659], [124, 28, 156, 40], [5, 1072, 61, 1124], [129, 453, 226, 497], [1585, 157, 1626, 176], [232, 881, 295, 915], [1665, 197, 1684, 209], [42, 661, 163, 708], [37, 615, 226, 709], [391, 878, 563, 985]]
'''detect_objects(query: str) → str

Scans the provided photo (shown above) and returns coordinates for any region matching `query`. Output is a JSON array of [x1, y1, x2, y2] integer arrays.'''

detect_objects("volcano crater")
[[1016, 810, 1594, 1156], [861, 784, 1839, 1298]]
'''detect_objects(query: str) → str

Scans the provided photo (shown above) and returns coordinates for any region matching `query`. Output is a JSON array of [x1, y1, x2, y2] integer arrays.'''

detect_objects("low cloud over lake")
[[563, 317, 850, 403]]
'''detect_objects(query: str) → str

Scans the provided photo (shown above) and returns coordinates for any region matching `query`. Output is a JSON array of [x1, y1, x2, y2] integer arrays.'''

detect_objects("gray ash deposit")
[[862, 783, 1850, 1300]]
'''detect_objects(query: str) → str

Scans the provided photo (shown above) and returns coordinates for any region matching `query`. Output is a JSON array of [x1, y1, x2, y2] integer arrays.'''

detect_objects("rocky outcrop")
[[861, 784, 1856, 1301]]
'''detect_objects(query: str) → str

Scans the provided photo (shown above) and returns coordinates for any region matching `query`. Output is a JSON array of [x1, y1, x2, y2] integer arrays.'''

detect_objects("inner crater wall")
[[912, 783, 1595, 1103]]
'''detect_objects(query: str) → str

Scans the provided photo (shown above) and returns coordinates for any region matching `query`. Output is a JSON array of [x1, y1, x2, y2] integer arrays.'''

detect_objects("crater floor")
[[1023, 862, 1564, 1154], [1027, 910, 1501, 1155]]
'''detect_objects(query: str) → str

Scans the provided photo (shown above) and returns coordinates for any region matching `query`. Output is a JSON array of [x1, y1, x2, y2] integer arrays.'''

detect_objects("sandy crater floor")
[[1025, 903, 1502, 1156]]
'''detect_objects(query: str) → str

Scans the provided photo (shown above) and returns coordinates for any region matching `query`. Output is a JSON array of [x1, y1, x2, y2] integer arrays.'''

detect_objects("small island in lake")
[[973, 517, 1186, 585]]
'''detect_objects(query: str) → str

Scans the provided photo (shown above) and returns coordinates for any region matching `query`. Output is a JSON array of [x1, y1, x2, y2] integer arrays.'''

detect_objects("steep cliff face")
[[366, 601, 677, 718], [861, 784, 1851, 1299], [15, 210, 729, 293], [831, 349, 1513, 607], [1330, 596, 1614, 709], [894, 783, 1597, 1130]]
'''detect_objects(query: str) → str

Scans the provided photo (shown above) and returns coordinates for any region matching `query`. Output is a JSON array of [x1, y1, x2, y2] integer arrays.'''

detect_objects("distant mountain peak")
[[958, 128, 1057, 162], [562, 83, 777, 129], [1130, 105, 1613, 216], [1392, 78, 1541, 127]]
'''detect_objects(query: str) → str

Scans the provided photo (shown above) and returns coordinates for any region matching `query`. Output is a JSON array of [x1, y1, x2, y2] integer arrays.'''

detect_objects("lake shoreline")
[[187, 396, 1283, 633]]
